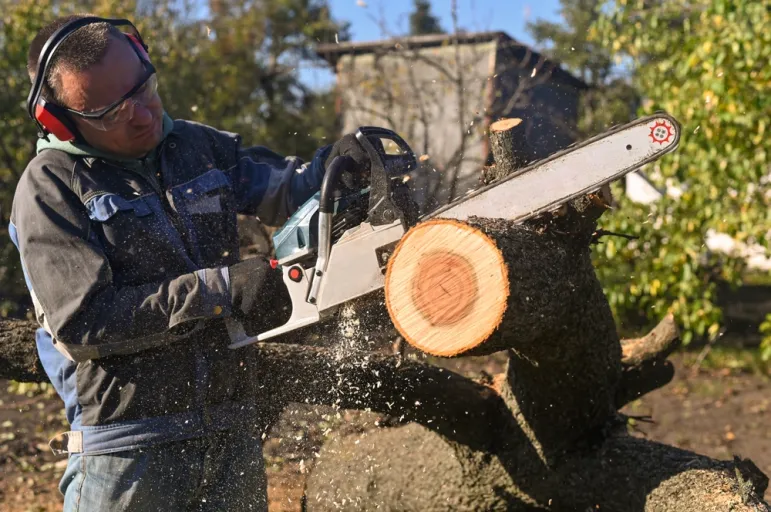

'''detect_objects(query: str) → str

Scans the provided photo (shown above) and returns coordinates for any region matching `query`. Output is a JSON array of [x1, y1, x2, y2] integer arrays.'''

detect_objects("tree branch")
[[621, 313, 680, 367]]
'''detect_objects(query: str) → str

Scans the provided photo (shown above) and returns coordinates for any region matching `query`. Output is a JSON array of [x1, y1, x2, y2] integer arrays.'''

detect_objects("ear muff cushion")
[[35, 103, 76, 142], [126, 34, 150, 62], [28, 17, 147, 140]]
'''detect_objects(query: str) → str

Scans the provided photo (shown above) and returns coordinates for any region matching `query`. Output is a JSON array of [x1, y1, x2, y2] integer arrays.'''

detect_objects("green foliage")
[[761, 314, 771, 362], [590, 0, 771, 343], [408, 0, 444, 36], [0, 0, 345, 315], [7, 380, 58, 399], [0, 0, 58, 316], [527, 0, 612, 84], [526, 0, 639, 137]]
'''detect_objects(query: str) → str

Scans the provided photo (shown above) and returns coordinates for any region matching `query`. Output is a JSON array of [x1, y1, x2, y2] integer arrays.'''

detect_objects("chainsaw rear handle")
[[320, 155, 358, 214]]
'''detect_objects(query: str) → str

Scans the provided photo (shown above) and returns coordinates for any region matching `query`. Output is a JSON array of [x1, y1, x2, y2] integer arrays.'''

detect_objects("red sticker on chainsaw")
[[649, 120, 674, 145]]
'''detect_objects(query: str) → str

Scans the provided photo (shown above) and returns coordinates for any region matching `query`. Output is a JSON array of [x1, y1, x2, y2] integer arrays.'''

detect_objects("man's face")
[[58, 35, 164, 158]]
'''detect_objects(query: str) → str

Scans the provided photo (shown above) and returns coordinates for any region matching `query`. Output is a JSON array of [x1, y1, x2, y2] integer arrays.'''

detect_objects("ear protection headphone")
[[26, 16, 150, 142]]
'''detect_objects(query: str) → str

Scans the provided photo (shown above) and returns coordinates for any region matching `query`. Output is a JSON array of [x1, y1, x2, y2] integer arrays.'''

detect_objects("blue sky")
[[300, 0, 563, 89]]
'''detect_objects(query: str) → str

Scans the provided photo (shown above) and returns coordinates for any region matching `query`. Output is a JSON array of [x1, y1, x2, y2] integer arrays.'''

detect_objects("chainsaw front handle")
[[355, 127, 417, 227], [320, 155, 357, 214]]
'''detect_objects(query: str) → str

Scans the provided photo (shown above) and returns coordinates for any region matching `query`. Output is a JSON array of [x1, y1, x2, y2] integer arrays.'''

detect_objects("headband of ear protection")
[[26, 16, 150, 142]]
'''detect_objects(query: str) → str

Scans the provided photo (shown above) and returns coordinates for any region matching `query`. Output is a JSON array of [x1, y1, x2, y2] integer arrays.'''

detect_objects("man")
[[10, 13, 379, 511]]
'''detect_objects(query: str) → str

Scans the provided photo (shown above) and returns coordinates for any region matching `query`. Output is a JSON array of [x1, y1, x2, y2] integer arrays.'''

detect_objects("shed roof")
[[315, 31, 589, 90]]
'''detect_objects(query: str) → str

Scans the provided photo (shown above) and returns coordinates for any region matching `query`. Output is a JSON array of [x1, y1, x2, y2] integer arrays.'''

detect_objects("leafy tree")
[[0, 0, 345, 316], [588, 0, 771, 344], [526, 0, 638, 138], [762, 315, 771, 361], [0, 0, 56, 315], [409, 0, 444, 36]]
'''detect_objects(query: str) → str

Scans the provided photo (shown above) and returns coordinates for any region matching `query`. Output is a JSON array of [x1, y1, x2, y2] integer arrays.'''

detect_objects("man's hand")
[[228, 257, 289, 335], [324, 133, 384, 190]]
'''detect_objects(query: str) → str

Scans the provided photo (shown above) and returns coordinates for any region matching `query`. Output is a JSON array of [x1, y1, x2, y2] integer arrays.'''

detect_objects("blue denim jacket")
[[9, 116, 330, 454]]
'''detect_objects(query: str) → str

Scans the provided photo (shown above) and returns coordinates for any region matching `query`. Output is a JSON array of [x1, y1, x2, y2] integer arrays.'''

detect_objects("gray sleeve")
[[11, 164, 232, 362], [226, 138, 331, 226]]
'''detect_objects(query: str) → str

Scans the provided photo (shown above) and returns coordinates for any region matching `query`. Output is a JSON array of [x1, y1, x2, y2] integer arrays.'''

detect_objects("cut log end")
[[385, 219, 509, 357], [412, 251, 478, 326], [490, 118, 522, 132]]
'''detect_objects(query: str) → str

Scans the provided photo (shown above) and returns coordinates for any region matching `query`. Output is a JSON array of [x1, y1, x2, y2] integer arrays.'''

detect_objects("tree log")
[[298, 115, 769, 510], [190, 341, 763, 512], [383, 215, 619, 457], [387, 114, 615, 359], [246, 342, 769, 512], [384, 219, 510, 356], [305, 421, 769, 512]]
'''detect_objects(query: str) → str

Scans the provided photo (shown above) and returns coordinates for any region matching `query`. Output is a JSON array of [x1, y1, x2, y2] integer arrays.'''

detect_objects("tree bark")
[[615, 314, 681, 409], [306, 420, 769, 512]]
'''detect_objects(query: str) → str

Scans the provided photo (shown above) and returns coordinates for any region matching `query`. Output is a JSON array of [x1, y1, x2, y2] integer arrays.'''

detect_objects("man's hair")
[[27, 14, 124, 106]]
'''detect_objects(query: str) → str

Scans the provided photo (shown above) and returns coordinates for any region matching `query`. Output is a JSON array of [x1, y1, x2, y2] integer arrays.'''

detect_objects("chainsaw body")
[[227, 114, 682, 349], [226, 127, 419, 348]]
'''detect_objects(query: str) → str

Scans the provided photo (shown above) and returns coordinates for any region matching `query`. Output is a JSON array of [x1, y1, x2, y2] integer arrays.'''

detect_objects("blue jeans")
[[59, 429, 268, 511]]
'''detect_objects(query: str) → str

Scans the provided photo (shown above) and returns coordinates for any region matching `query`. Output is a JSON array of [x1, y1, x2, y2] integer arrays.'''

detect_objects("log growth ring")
[[385, 219, 510, 356], [412, 251, 478, 326]]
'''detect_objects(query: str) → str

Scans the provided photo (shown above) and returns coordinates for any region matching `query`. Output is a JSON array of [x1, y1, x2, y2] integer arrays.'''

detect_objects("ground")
[[1, 351, 769, 511]]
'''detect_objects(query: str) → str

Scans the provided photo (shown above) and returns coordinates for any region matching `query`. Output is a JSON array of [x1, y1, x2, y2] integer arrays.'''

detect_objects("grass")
[[681, 346, 771, 377]]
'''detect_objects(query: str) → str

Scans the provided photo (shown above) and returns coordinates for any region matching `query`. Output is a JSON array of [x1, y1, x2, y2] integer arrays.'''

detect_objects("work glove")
[[324, 133, 385, 190], [228, 257, 289, 335]]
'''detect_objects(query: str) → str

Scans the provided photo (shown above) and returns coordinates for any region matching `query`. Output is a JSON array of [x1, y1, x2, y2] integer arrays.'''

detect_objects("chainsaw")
[[226, 112, 681, 349]]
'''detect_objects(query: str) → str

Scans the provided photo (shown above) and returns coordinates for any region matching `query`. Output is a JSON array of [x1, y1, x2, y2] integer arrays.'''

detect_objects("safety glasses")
[[64, 61, 158, 131]]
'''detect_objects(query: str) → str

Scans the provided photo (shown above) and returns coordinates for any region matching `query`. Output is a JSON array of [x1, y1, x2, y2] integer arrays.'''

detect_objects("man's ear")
[[34, 98, 79, 142]]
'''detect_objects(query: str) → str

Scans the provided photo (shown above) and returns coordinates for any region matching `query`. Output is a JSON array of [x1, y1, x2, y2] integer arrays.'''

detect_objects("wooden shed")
[[316, 31, 589, 209]]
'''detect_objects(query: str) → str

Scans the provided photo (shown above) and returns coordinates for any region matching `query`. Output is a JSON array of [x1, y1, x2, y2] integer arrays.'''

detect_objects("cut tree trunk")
[[384, 219, 510, 356], [299, 118, 769, 510], [481, 118, 529, 185], [383, 211, 622, 456]]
